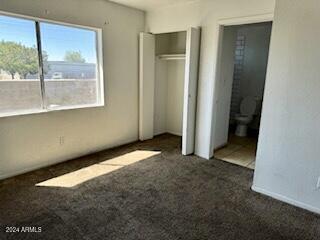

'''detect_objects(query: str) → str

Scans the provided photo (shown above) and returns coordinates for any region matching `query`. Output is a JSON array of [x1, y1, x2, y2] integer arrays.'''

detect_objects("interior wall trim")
[[252, 185, 320, 215]]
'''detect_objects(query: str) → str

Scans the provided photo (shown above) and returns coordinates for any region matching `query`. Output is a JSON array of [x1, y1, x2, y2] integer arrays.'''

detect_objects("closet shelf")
[[157, 54, 186, 60]]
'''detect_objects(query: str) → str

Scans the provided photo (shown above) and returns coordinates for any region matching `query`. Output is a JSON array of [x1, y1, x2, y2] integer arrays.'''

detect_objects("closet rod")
[[157, 54, 186, 60]]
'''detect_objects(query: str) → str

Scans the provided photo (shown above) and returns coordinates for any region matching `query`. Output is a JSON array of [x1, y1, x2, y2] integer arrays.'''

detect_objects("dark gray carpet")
[[0, 134, 319, 240]]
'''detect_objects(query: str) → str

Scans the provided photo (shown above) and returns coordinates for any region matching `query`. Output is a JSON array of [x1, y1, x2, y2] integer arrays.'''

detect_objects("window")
[[0, 13, 104, 117]]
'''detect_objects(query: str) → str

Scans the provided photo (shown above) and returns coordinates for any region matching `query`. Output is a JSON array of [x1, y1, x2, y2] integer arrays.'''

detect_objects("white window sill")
[[0, 103, 105, 118]]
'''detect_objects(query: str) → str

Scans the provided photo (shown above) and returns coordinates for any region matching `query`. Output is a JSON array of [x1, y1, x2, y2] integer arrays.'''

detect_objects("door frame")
[[210, 13, 274, 157]]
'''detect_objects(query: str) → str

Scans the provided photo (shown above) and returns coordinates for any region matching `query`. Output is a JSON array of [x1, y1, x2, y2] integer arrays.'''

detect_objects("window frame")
[[0, 10, 105, 118]]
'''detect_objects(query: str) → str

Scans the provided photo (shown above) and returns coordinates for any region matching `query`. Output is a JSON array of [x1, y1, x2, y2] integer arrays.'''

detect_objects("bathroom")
[[214, 22, 272, 169]]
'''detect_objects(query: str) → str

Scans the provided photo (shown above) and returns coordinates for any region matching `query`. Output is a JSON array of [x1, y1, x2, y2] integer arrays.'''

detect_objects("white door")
[[182, 27, 201, 155], [139, 32, 155, 141]]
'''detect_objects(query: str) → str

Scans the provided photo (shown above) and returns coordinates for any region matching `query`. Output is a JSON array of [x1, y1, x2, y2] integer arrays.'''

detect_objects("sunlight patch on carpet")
[[36, 150, 161, 188]]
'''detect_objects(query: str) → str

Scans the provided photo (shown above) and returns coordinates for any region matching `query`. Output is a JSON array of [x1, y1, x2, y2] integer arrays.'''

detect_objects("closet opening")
[[154, 31, 186, 139], [139, 28, 201, 155]]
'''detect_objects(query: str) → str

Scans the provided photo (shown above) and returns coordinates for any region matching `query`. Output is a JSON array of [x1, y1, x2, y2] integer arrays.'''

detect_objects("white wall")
[[154, 60, 185, 136], [253, 0, 320, 214], [154, 59, 168, 135], [146, 0, 276, 158], [166, 61, 185, 136], [0, 0, 144, 179]]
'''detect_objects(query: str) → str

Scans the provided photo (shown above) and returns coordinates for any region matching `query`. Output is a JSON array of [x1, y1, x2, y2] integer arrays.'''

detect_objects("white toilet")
[[235, 96, 257, 137]]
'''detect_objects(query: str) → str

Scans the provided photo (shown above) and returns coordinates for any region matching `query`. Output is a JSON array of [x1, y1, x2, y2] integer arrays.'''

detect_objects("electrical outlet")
[[317, 177, 320, 190], [59, 136, 65, 146]]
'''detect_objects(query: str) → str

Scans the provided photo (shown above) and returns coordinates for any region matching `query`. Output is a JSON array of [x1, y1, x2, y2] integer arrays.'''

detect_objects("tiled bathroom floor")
[[214, 134, 257, 169]]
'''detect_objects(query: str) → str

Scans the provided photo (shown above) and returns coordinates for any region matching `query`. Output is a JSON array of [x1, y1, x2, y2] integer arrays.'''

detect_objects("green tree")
[[0, 40, 49, 79], [64, 50, 86, 63]]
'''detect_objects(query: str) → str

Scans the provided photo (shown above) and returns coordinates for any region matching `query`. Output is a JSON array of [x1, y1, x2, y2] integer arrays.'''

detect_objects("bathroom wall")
[[229, 33, 246, 124], [239, 23, 272, 100]]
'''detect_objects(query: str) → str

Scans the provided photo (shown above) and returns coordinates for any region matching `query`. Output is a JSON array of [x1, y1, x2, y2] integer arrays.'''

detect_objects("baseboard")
[[0, 137, 138, 181], [252, 185, 320, 215], [0, 159, 70, 181], [166, 131, 182, 137]]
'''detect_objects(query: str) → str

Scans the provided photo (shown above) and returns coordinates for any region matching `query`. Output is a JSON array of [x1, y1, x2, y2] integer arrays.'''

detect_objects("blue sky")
[[0, 15, 97, 63]]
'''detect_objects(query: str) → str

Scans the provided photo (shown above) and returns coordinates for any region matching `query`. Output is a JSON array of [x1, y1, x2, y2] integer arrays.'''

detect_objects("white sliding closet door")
[[139, 33, 155, 141], [182, 28, 201, 155]]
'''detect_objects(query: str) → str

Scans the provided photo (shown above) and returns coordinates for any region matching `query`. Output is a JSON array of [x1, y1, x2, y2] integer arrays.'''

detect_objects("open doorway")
[[214, 22, 272, 169]]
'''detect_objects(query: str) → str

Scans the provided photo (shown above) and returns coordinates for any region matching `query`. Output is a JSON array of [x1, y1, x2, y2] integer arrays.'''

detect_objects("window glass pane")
[[0, 15, 42, 115], [40, 22, 99, 109]]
